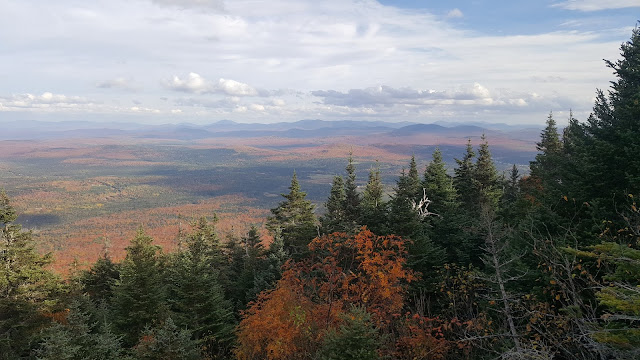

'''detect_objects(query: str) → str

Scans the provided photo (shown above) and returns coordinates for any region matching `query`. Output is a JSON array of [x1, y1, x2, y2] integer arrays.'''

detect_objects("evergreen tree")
[[266, 172, 317, 259], [473, 134, 502, 210], [565, 27, 640, 218], [316, 307, 381, 360], [80, 254, 119, 304], [37, 298, 122, 360], [529, 112, 564, 202], [133, 317, 200, 360], [321, 175, 347, 234], [454, 139, 476, 209], [0, 189, 60, 358], [361, 162, 387, 234], [343, 154, 362, 229], [111, 228, 166, 347], [422, 148, 461, 263], [423, 148, 457, 216], [166, 217, 235, 357], [388, 168, 421, 238]]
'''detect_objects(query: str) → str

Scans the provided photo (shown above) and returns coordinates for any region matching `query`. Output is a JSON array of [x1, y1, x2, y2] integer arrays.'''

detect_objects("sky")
[[0, 0, 638, 126]]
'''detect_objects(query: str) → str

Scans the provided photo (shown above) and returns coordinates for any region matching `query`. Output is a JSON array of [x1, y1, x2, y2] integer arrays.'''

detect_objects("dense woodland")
[[1, 28, 640, 360]]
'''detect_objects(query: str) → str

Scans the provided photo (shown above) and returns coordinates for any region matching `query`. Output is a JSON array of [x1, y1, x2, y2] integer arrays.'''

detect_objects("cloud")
[[150, 0, 224, 12], [164, 72, 212, 94], [218, 78, 258, 96], [552, 0, 640, 11], [312, 84, 494, 107], [446, 8, 464, 18], [0, 92, 93, 110], [97, 77, 136, 91], [164, 73, 259, 96]]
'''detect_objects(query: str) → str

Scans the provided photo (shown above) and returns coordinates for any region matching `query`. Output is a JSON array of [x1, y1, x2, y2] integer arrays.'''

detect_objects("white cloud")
[[150, 0, 225, 12], [446, 8, 463, 18], [164, 73, 259, 96], [249, 103, 265, 111], [552, 0, 640, 11], [97, 77, 137, 91], [164, 73, 212, 94], [218, 78, 258, 96]]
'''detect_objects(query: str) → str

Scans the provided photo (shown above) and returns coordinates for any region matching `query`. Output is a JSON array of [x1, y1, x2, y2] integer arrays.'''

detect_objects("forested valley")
[[1, 27, 640, 360]]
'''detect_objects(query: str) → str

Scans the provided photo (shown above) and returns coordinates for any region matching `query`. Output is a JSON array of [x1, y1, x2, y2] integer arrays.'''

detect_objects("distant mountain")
[[0, 118, 541, 141]]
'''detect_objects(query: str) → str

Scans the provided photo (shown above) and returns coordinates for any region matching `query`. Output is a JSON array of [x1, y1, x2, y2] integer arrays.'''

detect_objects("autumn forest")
[[2, 27, 640, 360]]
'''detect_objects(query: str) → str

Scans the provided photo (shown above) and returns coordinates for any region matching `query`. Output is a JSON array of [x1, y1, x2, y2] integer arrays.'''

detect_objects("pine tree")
[[565, 27, 640, 218], [316, 307, 381, 360], [361, 162, 387, 234], [111, 227, 166, 347], [0, 189, 60, 358], [133, 317, 200, 360], [266, 172, 317, 259], [343, 154, 362, 229], [530, 112, 564, 201], [321, 175, 347, 233], [37, 298, 122, 360], [423, 148, 457, 216], [166, 217, 235, 357], [473, 134, 502, 210], [80, 254, 119, 304], [454, 139, 476, 209], [422, 148, 461, 263]]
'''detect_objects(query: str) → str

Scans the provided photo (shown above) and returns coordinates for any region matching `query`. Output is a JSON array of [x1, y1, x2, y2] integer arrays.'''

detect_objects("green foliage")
[[37, 298, 122, 360], [321, 175, 347, 233], [266, 172, 317, 259], [361, 162, 387, 234], [133, 317, 200, 360], [0, 189, 61, 358], [111, 228, 166, 347], [166, 217, 235, 357], [81, 254, 119, 304], [343, 154, 362, 230], [316, 307, 381, 360]]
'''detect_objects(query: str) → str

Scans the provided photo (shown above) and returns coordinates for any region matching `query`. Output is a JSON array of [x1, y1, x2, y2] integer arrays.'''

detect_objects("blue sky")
[[0, 0, 638, 125]]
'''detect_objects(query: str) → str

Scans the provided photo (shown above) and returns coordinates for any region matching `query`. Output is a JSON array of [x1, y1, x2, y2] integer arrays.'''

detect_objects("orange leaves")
[[235, 227, 416, 359]]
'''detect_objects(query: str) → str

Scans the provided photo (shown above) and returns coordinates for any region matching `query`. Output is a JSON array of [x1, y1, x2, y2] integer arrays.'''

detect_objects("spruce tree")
[[474, 134, 502, 210], [566, 27, 640, 218], [80, 254, 119, 304], [361, 162, 387, 234], [133, 317, 200, 360], [454, 139, 476, 209], [423, 148, 457, 216], [0, 189, 60, 358], [111, 227, 166, 347], [166, 217, 235, 357], [530, 112, 564, 201], [321, 175, 347, 233], [343, 154, 362, 229], [266, 172, 317, 258]]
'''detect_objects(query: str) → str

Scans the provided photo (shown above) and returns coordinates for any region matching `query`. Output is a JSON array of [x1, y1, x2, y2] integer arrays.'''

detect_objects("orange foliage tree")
[[236, 227, 459, 359]]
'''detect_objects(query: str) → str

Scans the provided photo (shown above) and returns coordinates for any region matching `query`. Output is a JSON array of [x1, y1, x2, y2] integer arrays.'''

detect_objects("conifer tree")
[[530, 112, 564, 202], [111, 227, 166, 347], [343, 153, 362, 229], [266, 172, 317, 258], [423, 148, 457, 215], [564, 27, 640, 218], [0, 189, 60, 358], [37, 298, 122, 360], [321, 175, 347, 234], [361, 162, 387, 234], [166, 217, 234, 357], [133, 317, 200, 360], [80, 254, 119, 304], [454, 139, 476, 209], [474, 134, 502, 210]]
